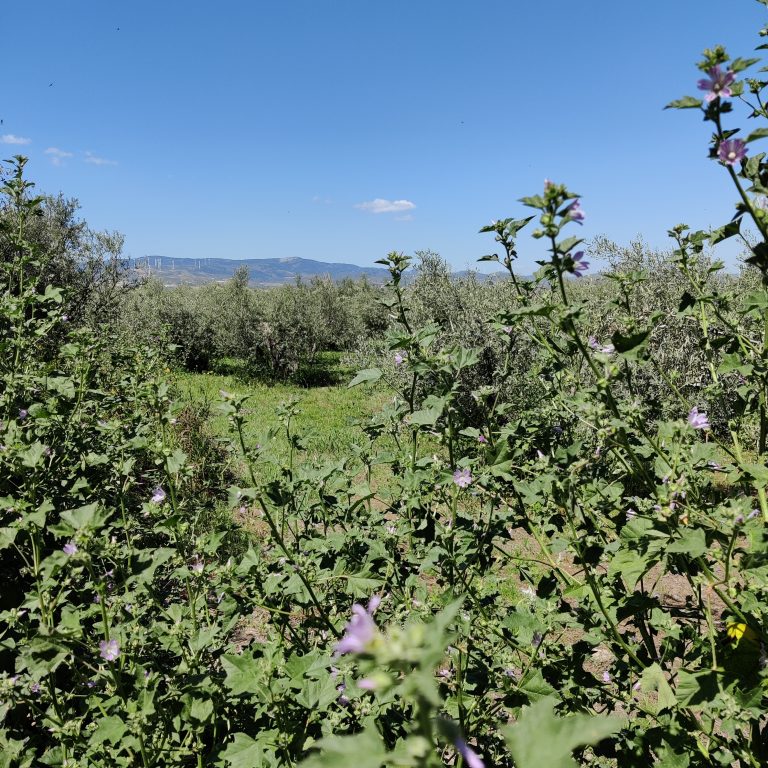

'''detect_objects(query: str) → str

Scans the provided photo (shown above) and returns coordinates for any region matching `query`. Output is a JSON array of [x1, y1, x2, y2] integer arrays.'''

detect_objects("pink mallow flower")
[[334, 595, 380, 656], [150, 487, 166, 504], [99, 639, 120, 662], [455, 738, 485, 768], [697, 66, 736, 102], [570, 252, 590, 277], [63, 541, 78, 556], [564, 199, 585, 224], [718, 138, 747, 166], [453, 468, 473, 488], [687, 406, 710, 430]]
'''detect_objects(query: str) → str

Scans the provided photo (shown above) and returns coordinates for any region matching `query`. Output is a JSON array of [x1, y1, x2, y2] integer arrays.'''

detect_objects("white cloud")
[[84, 151, 117, 166], [1, 134, 31, 145], [355, 198, 416, 214], [45, 147, 74, 166]]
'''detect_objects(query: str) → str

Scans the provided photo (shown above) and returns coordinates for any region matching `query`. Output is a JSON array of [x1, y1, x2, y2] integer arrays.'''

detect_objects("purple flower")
[[602, 670, 612, 684], [98, 639, 120, 662], [30, 682, 40, 694], [63, 541, 78, 556], [394, 352, 406, 366], [718, 138, 747, 166], [502, 325, 513, 335], [748, 509, 760, 520], [18, 409, 28, 421], [61, 314, 69, 322], [150, 486, 166, 504], [453, 468, 473, 488], [564, 199, 585, 224], [477, 435, 487, 444], [190, 556, 204, 574], [570, 251, 589, 277], [687, 406, 710, 430], [334, 596, 380, 656], [455, 738, 485, 768], [697, 66, 736, 102]]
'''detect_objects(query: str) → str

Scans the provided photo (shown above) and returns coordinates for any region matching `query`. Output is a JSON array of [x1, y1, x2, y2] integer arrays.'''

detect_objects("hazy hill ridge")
[[128, 256, 391, 286]]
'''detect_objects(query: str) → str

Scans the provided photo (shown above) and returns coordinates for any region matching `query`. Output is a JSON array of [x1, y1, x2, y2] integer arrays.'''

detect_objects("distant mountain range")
[[128, 255, 505, 287], [128, 256, 391, 286]]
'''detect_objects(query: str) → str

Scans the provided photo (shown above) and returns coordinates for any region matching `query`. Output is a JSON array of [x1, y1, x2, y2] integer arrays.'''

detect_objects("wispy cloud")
[[1, 134, 31, 145], [312, 195, 333, 205], [45, 147, 74, 166], [84, 151, 117, 166], [355, 198, 416, 214]]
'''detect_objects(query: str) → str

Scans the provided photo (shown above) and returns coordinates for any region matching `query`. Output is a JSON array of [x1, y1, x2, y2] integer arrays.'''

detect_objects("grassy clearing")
[[174, 367, 391, 482]]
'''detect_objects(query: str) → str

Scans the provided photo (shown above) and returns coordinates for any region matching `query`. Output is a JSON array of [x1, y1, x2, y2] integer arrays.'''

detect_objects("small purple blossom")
[[190, 556, 204, 574], [502, 325, 513, 335], [477, 435, 487, 444], [455, 738, 485, 768], [61, 314, 69, 322], [63, 541, 78, 556], [570, 251, 589, 277], [602, 671, 612, 684], [98, 639, 120, 662], [30, 682, 40, 694], [748, 509, 760, 520], [394, 351, 407, 366], [718, 138, 747, 166], [687, 406, 710, 430], [453, 468, 473, 488], [334, 596, 380, 656], [150, 486, 166, 504], [358, 677, 378, 690], [18, 409, 28, 421], [697, 65, 736, 102], [564, 199, 585, 224]]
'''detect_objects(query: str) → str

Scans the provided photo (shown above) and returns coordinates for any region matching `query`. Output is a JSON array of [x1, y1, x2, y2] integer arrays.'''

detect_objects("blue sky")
[[3, 1, 767, 273]]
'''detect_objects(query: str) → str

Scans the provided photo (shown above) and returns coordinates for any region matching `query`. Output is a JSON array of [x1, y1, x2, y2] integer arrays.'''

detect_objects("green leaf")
[[611, 328, 650, 357], [666, 528, 707, 558], [221, 653, 266, 696], [166, 448, 187, 474], [89, 715, 127, 746], [190, 696, 214, 723], [746, 127, 768, 144], [640, 663, 676, 713], [20, 442, 46, 469], [59, 502, 104, 531], [503, 697, 624, 768], [675, 669, 719, 709], [607, 548, 653, 589], [300, 727, 388, 768], [221, 733, 270, 768], [664, 96, 703, 109], [517, 669, 557, 703], [348, 368, 382, 388], [709, 218, 741, 245]]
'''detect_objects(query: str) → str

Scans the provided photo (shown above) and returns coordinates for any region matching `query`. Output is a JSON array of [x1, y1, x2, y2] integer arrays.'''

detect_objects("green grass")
[[174, 367, 391, 482]]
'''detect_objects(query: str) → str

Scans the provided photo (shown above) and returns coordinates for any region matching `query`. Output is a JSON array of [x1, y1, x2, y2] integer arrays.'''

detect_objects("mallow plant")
[[5, 2, 768, 767]]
